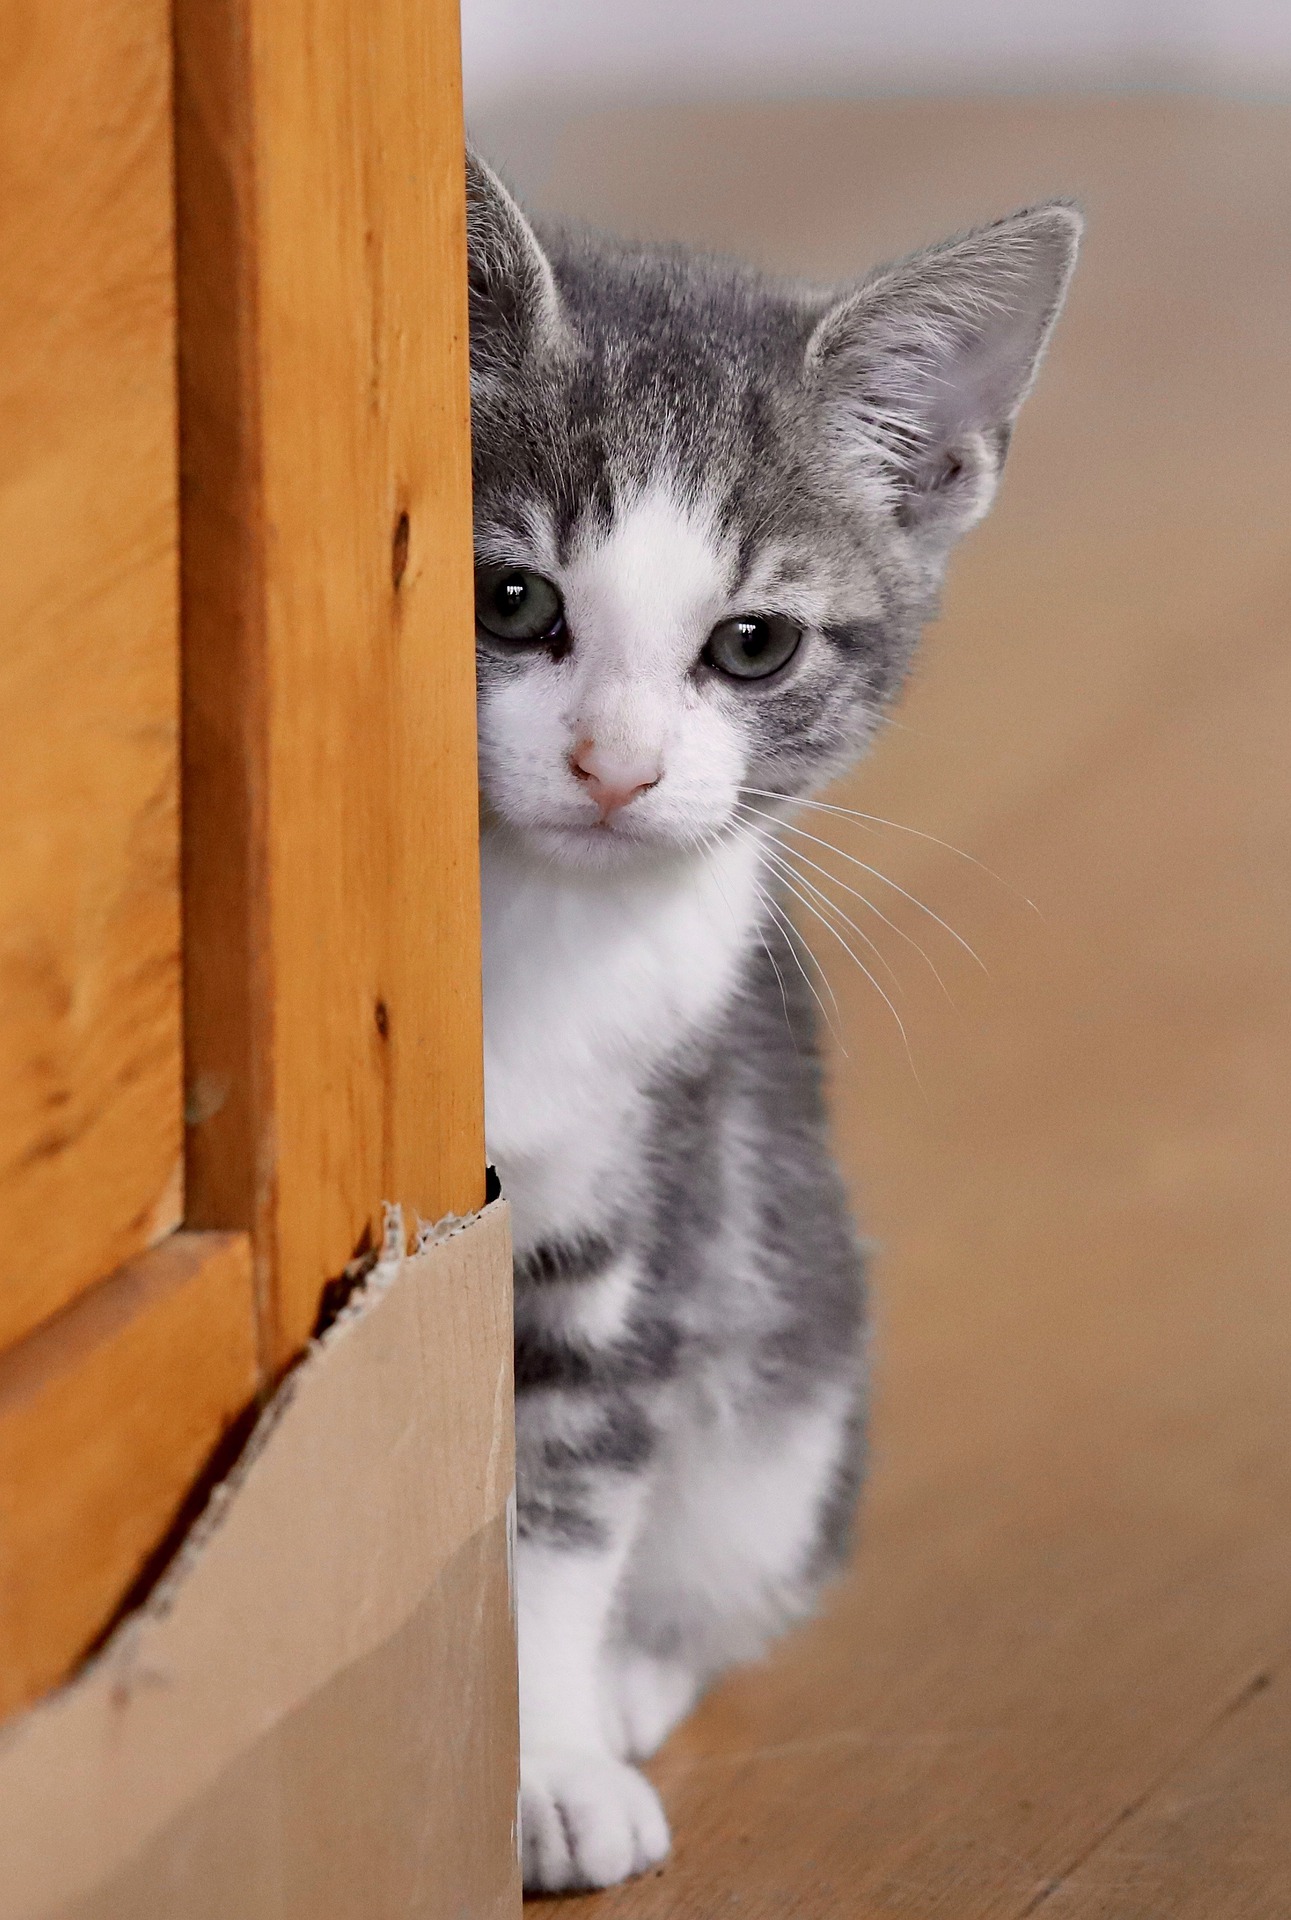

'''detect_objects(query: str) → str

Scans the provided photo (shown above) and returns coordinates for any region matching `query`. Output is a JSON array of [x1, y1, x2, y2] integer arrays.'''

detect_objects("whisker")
[[757, 928, 798, 1050], [729, 808, 901, 1031], [759, 880, 846, 1032], [728, 821, 847, 1037], [751, 841, 924, 1090], [700, 818, 835, 1055], [739, 786, 880, 838], [753, 876, 848, 1053], [735, 805, 955, 1005], [752, 831, 906, 1001], [873, 713, 937, 741], [774, 843, 957, 1006], [704, 837, 800, 1054], [739, 784, 1039, 916], [738, 800, 988, 974]]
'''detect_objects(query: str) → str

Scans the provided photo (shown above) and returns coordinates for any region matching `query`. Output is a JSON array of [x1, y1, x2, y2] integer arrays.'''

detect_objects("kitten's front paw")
[[521, 1746, 670, 1892]]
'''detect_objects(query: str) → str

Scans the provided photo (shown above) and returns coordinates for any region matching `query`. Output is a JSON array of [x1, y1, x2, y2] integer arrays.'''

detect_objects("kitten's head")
[[467, 153, 1079, 872]]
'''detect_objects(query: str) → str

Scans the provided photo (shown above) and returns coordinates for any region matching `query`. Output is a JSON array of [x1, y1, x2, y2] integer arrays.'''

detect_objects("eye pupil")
[[704, 613, 802, 682], [475, 565, 565, 646]]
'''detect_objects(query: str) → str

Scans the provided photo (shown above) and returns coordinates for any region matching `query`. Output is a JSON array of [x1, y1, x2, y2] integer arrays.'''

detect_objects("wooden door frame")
[[1, 0, 491, 1723], [175, 0, 486, 1375]]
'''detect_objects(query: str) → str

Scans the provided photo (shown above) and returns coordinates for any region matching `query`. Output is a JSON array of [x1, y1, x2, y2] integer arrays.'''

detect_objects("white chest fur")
[[481, 830, 765, 1254]]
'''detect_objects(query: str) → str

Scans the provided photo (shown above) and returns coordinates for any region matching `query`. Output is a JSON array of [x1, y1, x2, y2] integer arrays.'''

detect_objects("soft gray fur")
[[467, 150, 1079, 1893]]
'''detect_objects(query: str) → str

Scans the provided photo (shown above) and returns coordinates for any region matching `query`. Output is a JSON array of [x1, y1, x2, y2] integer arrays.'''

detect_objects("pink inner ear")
[[808, 205, 1081, 484]]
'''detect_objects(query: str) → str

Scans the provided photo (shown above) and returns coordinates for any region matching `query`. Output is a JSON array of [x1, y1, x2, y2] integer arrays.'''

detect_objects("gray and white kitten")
[[468, 152, 1079, 1894]]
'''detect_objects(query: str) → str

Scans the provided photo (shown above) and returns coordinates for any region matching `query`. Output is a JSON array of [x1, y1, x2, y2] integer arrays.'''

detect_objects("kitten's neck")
[[480, 821, 770, 1243], [479, 821, 769, 1047]]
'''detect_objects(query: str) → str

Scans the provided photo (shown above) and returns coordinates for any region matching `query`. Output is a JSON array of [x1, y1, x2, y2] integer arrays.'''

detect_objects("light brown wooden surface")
[[525, 96, 1291, 1915], [0, 0, 182, 1341], [0, 1231, 257, 1718], [177, 0, 486, 1373]]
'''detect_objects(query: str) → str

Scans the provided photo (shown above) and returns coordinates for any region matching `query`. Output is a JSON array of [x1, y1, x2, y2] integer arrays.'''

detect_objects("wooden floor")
[[522, 97, 1291, 1915]]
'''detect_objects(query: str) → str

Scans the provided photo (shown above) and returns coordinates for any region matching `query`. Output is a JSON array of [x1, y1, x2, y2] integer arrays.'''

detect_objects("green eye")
[[703, 614, 802, 681], [475, 565, 565, 644]]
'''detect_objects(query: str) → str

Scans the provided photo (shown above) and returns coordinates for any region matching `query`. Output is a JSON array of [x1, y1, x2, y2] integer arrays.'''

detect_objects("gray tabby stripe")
[[515, 1231, 619, 1288]]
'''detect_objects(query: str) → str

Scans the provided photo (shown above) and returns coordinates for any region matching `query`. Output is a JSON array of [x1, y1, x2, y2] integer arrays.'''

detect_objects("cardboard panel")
[[71, 1519, 517, 1920], [0, 0, 182, 1337], [0, 1202, 518, 1920]]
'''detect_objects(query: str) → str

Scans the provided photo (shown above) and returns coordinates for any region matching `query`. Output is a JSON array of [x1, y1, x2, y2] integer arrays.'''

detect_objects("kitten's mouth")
[[544, 817, 663, 851], [561, 817, 638, 836], [539, 802, 662, 837], [518, 812, 719, 871]]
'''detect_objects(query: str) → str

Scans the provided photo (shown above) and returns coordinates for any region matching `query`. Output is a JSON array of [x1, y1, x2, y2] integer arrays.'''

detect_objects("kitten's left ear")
[[807, 203, 1082, 548], [465, 147, 567, 369]]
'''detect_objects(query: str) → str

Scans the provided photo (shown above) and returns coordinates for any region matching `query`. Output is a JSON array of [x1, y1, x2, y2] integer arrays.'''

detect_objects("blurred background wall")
[[463, 0, 1291, 194]]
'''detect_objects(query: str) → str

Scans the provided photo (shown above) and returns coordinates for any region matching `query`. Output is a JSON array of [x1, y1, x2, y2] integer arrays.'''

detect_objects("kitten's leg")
[[518, 1517, 670, 1891], [515, 1365, 670, 1892], [614, 1381, 865, 1725]]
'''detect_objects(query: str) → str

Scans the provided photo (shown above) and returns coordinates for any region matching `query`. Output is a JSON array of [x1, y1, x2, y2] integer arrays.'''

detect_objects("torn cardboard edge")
[[134, 1199, 483, 1634], [121, 1201, 475, 1634], [0, 1199, 519, 1920]]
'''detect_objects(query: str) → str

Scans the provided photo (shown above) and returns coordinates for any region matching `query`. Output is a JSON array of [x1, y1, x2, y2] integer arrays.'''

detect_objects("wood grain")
[[0, 0, 182, 1343], [0, 1231, 257, 1718], [1043, 1668, 1291, 1917], [525, 96, 1291, 1917], [176, 0, 486, 1375]]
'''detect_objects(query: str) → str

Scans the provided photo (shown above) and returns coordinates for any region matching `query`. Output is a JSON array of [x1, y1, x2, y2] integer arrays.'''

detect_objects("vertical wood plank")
[[0, 0, 183, 1340], [176, 0, 486, 1371]]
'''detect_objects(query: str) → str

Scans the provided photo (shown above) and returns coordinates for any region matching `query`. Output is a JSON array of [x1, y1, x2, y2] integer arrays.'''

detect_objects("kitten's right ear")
[[806, 203, 1081, 552], [465, 149, 565, 364]]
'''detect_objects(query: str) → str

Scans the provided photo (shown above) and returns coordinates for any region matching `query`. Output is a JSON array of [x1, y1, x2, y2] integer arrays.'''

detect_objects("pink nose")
[[569, 740, 661, 820]]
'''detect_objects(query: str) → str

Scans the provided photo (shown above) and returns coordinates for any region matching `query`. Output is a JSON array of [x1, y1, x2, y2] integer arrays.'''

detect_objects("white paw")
[[602, 1650, 700, 1761], [520, 1746, 671, 1892]]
